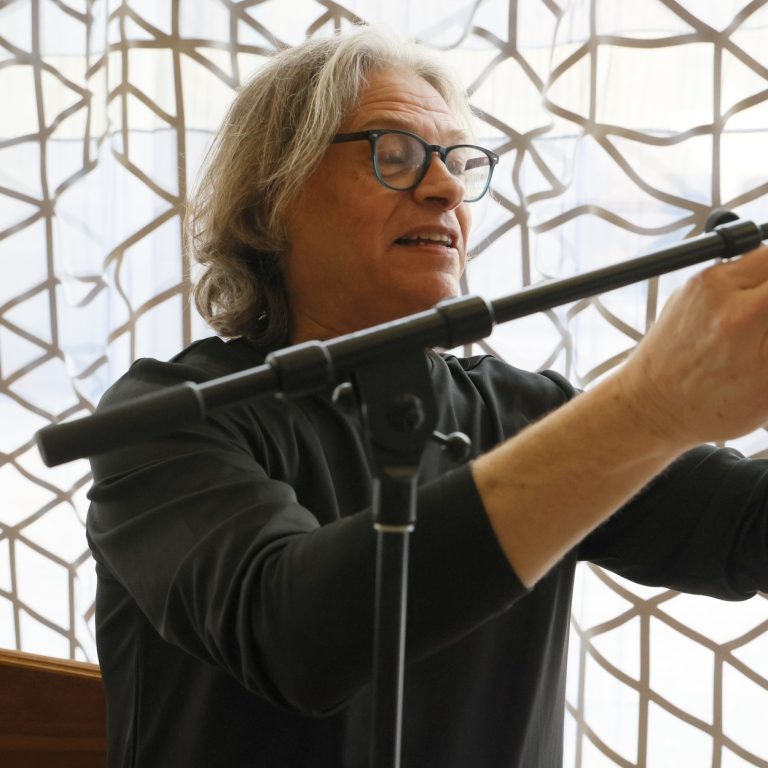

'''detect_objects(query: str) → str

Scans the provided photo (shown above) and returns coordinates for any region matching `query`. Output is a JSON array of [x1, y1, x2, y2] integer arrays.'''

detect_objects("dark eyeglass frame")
[[331, 128, 499, 202]]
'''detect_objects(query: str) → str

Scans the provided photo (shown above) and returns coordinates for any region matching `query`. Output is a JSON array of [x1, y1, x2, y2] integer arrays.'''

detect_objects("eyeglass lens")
[[374, 133, 492, 201]]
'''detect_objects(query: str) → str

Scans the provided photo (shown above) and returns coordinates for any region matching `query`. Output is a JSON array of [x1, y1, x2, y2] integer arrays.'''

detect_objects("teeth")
[[400, 233, 453, 246]]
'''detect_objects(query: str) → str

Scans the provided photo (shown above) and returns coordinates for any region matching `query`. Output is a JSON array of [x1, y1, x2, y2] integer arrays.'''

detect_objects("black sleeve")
[[86, 359, 526, 716], [579, 444, 768, 599]]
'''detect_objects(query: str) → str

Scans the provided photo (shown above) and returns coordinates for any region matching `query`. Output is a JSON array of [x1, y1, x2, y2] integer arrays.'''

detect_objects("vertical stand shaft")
[[350, 350, 437, 768], [370, 520, 412, 768]]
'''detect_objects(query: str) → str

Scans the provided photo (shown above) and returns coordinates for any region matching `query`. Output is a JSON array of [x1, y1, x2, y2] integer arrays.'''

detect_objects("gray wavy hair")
[[186, 25, 473, 351]]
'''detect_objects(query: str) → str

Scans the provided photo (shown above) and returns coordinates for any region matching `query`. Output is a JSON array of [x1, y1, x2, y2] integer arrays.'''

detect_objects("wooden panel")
[[0, 648, 106, 768]]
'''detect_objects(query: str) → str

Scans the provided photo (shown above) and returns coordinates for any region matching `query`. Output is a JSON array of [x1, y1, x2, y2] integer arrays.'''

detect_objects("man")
[[87, 26, 768, 767]]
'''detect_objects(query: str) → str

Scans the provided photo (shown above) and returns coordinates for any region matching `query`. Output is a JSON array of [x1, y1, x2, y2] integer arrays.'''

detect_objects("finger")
[[719, 244, 768, 288], [720, 262, 768, 337], [744, 267, 768, 313]]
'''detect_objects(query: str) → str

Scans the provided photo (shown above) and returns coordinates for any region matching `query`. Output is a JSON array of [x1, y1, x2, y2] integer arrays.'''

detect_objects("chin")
[[356, 279, 460, 327], [422, 280, 461, 307], [395, 290, 458, 321]]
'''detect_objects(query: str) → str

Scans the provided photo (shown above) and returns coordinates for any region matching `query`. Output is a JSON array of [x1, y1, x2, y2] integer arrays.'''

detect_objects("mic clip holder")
[[333, 381, 473, 464]]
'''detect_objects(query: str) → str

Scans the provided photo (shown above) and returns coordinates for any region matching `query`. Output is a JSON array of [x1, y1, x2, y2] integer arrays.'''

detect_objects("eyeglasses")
[[331, 129, 498, 203]]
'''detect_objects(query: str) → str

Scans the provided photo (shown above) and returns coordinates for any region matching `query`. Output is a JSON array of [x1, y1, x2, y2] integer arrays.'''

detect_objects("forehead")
[[342, 67, 467, 141]]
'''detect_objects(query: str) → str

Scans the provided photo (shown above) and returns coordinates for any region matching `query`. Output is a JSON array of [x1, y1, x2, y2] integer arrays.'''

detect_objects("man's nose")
[[411, 153, 465, 209]]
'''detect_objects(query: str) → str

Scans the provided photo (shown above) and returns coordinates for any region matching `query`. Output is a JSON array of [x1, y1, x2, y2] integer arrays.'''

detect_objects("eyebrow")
[[356, 115, 471, 144]]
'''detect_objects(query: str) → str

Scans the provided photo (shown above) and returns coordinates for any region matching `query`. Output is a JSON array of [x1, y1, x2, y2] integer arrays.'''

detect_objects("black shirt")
[[87, 337, 768, 767]]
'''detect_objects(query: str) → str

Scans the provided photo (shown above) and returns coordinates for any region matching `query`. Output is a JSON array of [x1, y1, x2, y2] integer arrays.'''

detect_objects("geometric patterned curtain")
[[1, 0, 766, 764], [539, 4, 768, 765]]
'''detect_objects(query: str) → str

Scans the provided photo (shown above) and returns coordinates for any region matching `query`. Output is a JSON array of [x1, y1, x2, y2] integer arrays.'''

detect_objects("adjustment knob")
[[705, 207, 739, 232], [432, 430, 472, 463]]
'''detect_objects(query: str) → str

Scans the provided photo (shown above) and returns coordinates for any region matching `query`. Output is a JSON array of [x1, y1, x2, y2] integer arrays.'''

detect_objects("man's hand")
[[619, 243, 768, 447], [473, 243, 768, 587]]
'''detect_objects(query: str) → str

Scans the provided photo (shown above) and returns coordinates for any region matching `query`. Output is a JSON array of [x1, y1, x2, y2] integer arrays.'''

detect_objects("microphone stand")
[[35, 216, 767, 768]]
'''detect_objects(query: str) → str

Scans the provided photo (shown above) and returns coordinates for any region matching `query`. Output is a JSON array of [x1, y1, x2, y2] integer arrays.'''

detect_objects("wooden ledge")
[[0, 647, 106, 767], [0, 648, 101, 679]]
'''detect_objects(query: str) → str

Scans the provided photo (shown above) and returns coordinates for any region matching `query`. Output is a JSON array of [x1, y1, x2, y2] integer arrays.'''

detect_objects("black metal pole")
[[35, 217, 767, 469], [491, 219, 767, 324]]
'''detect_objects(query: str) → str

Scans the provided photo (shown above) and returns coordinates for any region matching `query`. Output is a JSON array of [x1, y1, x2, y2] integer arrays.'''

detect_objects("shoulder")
[[98, 337, 263, 409], [435, 351, 576, 409]]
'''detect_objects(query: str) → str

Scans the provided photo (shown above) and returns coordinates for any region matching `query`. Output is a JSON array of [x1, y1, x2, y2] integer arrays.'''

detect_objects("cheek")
[[341, 200, 397, 254], [312, 178, 386, 249]]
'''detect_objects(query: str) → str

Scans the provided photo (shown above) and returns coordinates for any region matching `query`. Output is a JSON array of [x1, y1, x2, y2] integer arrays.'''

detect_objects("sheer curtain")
[[1, 0, 767, 764]]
